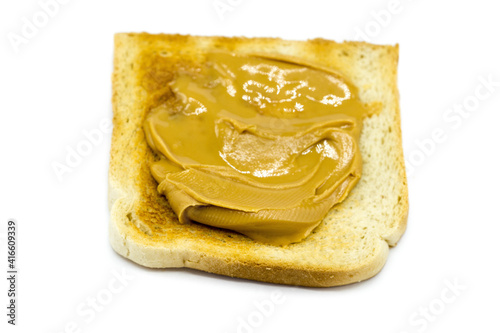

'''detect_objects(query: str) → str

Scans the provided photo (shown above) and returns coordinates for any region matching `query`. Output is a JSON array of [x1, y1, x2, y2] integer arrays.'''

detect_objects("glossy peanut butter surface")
[[143, 52, 370, 245]]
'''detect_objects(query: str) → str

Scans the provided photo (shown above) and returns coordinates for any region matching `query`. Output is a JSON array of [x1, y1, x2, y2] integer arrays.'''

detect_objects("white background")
[[1, 0, 499, 332]]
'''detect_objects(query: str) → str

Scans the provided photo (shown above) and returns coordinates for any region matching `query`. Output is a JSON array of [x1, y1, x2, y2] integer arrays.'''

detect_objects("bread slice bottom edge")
[[109, 191, 394, 287]]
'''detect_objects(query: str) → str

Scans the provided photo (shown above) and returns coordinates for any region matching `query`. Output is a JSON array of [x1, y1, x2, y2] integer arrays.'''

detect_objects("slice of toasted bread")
[[109, 33, 408, 287]]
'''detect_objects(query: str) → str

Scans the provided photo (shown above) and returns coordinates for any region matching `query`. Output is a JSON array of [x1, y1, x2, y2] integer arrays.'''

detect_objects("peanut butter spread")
[[143, 52, 371, 245]]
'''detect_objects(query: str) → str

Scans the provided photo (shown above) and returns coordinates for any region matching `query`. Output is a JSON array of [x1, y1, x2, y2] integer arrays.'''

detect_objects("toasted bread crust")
[[109, 33, 408, 287]]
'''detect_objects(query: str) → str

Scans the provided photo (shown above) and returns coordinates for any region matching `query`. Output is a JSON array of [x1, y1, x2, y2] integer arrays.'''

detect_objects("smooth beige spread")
[[143, 52, 371, 245]]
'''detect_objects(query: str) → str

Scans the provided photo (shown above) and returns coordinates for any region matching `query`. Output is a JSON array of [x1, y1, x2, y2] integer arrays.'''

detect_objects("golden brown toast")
[[109, 33, 408, 287]]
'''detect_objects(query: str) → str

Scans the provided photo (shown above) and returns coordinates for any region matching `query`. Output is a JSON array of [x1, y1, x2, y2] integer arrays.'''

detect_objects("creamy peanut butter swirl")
[[143, 52, 370, 245]]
